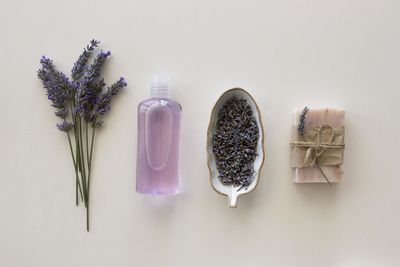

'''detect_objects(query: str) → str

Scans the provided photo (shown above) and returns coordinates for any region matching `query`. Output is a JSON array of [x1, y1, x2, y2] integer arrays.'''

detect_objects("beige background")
[[1, 0, 400, 266]]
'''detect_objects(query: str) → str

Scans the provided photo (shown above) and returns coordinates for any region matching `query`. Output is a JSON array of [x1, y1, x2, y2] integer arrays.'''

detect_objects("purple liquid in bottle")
[[136, 75, 181, 195]]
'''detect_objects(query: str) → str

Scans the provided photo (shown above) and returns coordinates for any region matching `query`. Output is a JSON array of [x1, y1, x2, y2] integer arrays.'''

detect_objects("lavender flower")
[[55, 108, 68, 119], [38, 56, 73, 127], [82, 78, 106, 122], [71, 39, 99, 81], [56, 121, 74, 132], [75, 51, 111, 120], [38, 56, 74, 98], [298, 107, 309, 136], [91, 77, 127, 127], [85, 50, 111, 82], [75, 79, 100, 119], [38, 40, 125, 131]]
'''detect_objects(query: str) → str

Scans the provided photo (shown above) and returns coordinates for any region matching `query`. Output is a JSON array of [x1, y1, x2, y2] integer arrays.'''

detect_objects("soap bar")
[[290, 108, 345, 183]]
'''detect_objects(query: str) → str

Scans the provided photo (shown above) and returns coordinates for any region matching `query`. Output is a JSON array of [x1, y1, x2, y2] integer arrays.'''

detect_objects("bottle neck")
[[150, 88, 171, 98]]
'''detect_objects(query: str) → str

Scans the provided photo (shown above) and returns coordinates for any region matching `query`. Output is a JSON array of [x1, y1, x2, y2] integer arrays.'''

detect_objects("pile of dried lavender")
[[37, 40, 127, 231], [212, 96, 259, 190]]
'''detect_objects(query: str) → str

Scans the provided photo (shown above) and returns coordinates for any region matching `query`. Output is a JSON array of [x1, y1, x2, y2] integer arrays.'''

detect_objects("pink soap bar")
[[291, 108, 345, 183]]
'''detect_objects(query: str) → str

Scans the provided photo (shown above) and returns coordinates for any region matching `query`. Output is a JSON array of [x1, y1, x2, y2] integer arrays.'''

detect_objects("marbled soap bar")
[[291, 108, 345, 183]]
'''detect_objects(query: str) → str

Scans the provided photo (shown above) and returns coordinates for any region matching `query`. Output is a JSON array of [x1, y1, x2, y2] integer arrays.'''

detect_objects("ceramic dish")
[[207, 88, 265, 207]]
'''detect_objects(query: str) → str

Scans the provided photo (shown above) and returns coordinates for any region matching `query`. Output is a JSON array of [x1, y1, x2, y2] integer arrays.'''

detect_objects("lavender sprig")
[[91, 77, 127, 127], [71, 39, 99, 81], [37, 40, 126, 231], [86, 50, 111, 81], [75, 51, 111, 120], [38, 56, 73, 122], [298, 106, 309, 136], [82, 79, 106, 123], [57, 121, 74, 132]]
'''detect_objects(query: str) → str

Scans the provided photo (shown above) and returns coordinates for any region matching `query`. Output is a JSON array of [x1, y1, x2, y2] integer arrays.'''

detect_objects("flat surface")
[[1, 0, 400, 266]]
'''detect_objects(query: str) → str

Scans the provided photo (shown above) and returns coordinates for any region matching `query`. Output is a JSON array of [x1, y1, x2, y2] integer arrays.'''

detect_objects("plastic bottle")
[[136, 75, 181, 194]]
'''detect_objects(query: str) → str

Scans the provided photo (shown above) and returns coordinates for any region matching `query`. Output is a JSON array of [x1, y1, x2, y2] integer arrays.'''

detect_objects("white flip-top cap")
[[150, 74, 171, 98]]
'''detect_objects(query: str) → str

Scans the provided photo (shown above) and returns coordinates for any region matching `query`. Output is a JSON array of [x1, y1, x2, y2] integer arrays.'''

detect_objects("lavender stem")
[[86, 126, 96, 232], [67, 131, 83, 204], [86, 122, 89, 171], [79, 118, 88, 205], [78, 117, 89, 230], [76, 118, 87, 204]]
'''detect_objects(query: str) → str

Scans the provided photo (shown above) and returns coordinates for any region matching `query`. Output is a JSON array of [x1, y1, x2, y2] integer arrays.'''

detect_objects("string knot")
[[291, 124, 345, 168]]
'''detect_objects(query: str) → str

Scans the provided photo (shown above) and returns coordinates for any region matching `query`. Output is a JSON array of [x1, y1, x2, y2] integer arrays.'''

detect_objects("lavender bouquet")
[[37, 40, 127, 231]]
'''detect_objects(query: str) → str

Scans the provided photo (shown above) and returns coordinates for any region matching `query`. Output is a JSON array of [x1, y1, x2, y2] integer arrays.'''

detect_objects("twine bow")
[[304, 124, 344, 166], [290, 124, 345, 185], [290, 124, 344, 186], [291, 124, 345, 168]]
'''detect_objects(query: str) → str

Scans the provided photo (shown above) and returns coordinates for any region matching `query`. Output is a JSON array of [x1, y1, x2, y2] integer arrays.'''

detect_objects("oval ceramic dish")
[[207, 88, 265, 208]]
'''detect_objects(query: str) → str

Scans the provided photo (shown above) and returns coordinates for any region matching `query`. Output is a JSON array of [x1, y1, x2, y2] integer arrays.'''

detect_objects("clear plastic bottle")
[[136, 75, 181, 194]]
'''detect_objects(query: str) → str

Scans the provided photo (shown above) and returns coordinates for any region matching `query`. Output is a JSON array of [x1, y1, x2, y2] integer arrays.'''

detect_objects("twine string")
[[291, 124, 345, 185]]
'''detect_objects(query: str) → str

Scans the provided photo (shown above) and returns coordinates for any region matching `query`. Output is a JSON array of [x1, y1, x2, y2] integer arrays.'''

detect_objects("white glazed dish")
[[207, 88, 265, 208]]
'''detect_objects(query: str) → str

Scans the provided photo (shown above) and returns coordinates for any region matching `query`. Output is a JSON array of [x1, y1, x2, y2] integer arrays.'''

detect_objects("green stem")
[[74, 127, 81, 202], [78, 118, 90, 232], [70, 105, 80, 205], [86, 202, 90, 232], [87, 126, 96, 196], [86, 126, 96, 232], [71, 104, 89, 230], [76, 133, 84, 195], [86, 122, 89, 170], [78, 118, 88, 205], [89, 126, 96, 169], [75, 118, 87, 205], [67, 131, 83, 204], [72, 117, 84, 203], [71, 107, 80, 172]]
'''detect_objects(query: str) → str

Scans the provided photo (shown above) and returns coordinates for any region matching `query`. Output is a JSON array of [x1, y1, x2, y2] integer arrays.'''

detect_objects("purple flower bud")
[[55, 108, 68, 118], [56, 121, 74, 132], [71, 39, 99, 81], [38, 40, 126, 131]]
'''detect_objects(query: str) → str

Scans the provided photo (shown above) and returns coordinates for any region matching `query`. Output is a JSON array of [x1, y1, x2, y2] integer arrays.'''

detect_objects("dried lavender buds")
[[212, 96, 259, 190], [298, 106, 309, 136]]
